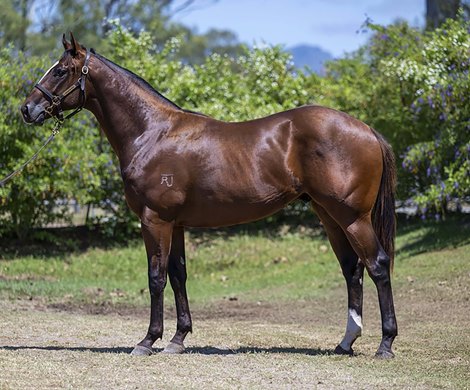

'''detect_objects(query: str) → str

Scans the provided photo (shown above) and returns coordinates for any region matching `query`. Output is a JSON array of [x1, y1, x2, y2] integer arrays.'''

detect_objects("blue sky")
[[171, 0, 426, 57]]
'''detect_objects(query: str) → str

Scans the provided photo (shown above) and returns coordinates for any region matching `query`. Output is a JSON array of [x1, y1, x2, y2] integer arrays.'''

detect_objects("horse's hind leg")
[[163, 226, 192, 354], [342, 214, 397, 358], [311, 202, 364, 355]]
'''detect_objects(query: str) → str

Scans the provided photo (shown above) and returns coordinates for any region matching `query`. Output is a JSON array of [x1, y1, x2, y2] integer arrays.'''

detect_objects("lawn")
[[0, 216, 469, 389], [0, 216, 468, 308]]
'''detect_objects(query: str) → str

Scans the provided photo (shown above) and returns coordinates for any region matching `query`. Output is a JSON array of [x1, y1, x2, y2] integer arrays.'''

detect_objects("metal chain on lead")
[[52, 117, 63, 135]]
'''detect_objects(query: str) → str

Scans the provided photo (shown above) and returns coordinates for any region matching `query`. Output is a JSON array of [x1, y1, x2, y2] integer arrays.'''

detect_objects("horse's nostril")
[[21, 104, 29, 117], [20, 104, 34, 122]]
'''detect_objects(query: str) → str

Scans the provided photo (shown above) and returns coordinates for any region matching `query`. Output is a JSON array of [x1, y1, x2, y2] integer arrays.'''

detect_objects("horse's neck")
[[85, 56, 178, 164]]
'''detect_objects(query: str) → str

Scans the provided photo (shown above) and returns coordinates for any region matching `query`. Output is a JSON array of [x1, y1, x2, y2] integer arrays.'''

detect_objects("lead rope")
[[0, 119, 62, 187]]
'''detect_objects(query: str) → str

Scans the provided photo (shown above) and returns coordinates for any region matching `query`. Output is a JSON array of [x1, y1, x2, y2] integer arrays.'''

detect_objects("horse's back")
[[180, 105, 382, 223]]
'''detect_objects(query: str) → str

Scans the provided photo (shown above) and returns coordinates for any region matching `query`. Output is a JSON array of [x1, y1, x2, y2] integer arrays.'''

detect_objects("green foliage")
[[188, 45, 310, 120], [107, 23, 310, 120], [314, 15, 470, 214], [0, 1, 29, 50], [398, 18, 470, 214], [1, 16, 469, 238], [0, 47, 120, 239], [0, 24, 311, 238], [372, 16, 470, 214]]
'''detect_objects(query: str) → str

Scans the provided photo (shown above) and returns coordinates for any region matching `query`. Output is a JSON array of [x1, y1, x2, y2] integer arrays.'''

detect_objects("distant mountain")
[[287, 44, 333, 74]]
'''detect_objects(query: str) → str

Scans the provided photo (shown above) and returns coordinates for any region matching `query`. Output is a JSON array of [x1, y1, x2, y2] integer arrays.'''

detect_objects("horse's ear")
[[69, 32, 81, 56], [62, 33, 72, 50]]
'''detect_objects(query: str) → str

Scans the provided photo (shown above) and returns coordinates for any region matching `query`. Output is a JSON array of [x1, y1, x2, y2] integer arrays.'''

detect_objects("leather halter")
[[34, 49, 91, 122]]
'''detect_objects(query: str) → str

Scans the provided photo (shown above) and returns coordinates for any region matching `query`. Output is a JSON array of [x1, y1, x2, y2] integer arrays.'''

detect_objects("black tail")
[[371, 129, 397, 271]]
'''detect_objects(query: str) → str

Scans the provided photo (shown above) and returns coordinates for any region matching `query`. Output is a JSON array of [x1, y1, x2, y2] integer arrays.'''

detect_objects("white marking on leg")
[[38, 61, 59, 83], [339, 308, 363, 351]]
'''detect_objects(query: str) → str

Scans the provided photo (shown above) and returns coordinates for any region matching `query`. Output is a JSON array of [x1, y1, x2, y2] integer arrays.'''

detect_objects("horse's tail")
[[371, 128, 397, 271]]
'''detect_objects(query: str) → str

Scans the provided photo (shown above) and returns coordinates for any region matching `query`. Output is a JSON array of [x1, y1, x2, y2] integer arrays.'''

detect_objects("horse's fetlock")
[[143, 323, 164, 343], [383, 320, 398, 338], [177, 313, 192, 332]]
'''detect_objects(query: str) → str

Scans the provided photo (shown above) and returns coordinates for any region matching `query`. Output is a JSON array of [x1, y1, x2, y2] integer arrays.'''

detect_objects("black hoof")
[[334, 345, 354, 356], [375, 349, 395, 359]]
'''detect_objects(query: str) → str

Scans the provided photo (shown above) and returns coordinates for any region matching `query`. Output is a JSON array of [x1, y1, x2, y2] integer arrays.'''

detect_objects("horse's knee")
[[149, 275, 167, 295], [169, 261, 187, 285], [341, 258, 363, 281]]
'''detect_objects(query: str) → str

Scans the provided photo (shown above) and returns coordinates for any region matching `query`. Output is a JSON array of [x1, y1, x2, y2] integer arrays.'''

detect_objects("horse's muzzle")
[[20, 103, 45, 125]]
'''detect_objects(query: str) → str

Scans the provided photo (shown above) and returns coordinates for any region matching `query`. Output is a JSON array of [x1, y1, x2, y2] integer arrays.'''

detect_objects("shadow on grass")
[[0, 225, 142, 260], [0, 211, 324, 260], [186, 216, 324, 247], [1, 344, 336, 356], [3, 210, 467, 261], [396, 214, 470, 258], [186, 345, 335, 356], [1, 345, 134, 354]]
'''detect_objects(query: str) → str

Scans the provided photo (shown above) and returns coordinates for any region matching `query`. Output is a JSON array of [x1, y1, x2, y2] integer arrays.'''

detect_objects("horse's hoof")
[[130, 345, 153, 356], [334, 344, 354, 356], [162, 341, 185, 354], [375, 349, 395, 359]]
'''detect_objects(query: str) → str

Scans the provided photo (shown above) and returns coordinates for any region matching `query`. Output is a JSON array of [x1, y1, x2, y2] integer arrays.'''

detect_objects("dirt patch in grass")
[[44, 295, 341, 326], [1, 276, 469, 389]]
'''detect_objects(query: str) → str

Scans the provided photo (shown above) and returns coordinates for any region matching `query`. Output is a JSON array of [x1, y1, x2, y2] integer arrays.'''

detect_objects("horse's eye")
[[53, 68, 67, 78]]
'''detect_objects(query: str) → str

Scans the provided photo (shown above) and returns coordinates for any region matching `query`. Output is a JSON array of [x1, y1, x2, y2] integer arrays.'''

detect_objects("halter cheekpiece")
[[34, 49, 91, 122]]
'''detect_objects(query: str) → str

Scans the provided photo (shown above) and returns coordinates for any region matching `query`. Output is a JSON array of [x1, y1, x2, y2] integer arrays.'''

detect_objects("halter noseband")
[[34, 49, 91, 122]]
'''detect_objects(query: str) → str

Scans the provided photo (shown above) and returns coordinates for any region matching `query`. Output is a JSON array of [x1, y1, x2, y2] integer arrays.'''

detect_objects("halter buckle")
[[52, 95, 61, 106], [81, 65, 89, 75]]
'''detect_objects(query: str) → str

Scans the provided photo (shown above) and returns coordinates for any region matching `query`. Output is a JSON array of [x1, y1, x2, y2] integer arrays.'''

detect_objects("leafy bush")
[[106, 23, 311, 120], [313, 15, 469, 215], [0, 25, 312, 238], [396, 17, 470, 215], [0, 47, 123, 239], [1, 17, 468, 239]]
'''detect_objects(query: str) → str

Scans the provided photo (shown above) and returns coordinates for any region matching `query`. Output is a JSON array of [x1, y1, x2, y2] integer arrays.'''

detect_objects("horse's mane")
[[90, 49, 185, 112]]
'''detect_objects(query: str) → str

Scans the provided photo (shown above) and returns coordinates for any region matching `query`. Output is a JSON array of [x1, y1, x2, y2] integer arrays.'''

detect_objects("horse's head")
[[21, 33, 91, 125]]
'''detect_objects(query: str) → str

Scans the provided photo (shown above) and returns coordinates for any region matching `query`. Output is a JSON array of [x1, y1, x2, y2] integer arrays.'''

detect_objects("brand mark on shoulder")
[[160, 173, 174, 187]]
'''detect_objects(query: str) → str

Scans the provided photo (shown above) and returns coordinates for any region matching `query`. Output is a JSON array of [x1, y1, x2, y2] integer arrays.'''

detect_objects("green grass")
[[0, 228, 339, 306], [0, 244, 149, 306], [1, 216, 469, 389], [0, 216, 469, 307]]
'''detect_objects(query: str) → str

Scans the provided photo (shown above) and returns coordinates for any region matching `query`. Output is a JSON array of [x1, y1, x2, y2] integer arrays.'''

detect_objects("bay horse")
[[21, 34, 397, 358]]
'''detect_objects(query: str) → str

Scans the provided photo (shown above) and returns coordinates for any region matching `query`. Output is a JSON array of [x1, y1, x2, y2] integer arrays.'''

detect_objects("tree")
[[426, 0, 470, 29], [0, 23, 310, 238], [1, 0, 241, 63], [315, 15, 470, 216], [0, 0, 32, 51]]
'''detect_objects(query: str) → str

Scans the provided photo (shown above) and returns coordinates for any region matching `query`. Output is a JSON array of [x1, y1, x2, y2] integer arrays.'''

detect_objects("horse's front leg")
[[163, 226, 192, 354], [131, 209, 174, 356]]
